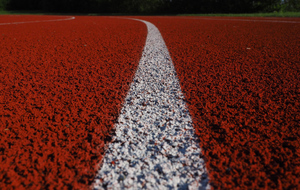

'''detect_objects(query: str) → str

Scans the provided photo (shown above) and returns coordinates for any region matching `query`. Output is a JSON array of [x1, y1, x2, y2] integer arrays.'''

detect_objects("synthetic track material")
[[136, 16, 300, 189], [0, 16, 147, 189], [0, 15, 75, 25], [93, 19, 209, 190], [1, 15, 299, 189], [179, 16, 300, 23]]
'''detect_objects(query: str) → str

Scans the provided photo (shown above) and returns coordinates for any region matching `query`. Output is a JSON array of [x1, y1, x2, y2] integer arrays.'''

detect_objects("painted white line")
[[93, 19, 210, 189], [0, 16, 75, 25]]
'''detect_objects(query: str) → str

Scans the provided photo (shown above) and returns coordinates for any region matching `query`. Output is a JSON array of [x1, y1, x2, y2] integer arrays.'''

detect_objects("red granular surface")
[[0, 15, 72, 23], [138, 16, 300, 189], [0, 16, 147, 189]]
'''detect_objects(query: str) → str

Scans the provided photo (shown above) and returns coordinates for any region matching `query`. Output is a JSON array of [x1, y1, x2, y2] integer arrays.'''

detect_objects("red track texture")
[[137, 16, 300, 189], [0, 15, 71, 23], [0, 16, 147, 189]]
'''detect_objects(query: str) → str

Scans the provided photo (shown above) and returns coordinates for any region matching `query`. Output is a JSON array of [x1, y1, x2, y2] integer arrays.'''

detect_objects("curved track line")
[[0, 16, 75, 25], [93, 18, 210, 189]]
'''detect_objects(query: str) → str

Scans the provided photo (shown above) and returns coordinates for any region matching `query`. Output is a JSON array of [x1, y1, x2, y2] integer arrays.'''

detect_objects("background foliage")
[[0, 0, 299, 15]]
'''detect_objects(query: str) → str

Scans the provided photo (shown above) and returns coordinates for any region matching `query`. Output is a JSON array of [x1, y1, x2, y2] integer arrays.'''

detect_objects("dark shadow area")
[[1, 0, 299, 15]]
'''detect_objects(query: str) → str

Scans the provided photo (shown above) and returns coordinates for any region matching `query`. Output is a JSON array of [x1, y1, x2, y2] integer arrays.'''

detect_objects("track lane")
[[135, 16, 300, 189], [0, 16, 147, 189], [93, 18, 210, 190]]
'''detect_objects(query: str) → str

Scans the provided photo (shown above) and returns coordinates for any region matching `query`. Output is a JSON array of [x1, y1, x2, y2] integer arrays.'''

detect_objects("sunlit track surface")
[[93, 19, 210, 190], [0, 16, 147, 189], [135, 16, 300, 189], [1, 14, 299, 189]]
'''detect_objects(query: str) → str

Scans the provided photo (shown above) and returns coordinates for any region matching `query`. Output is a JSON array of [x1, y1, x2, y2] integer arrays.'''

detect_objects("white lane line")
[[93, 19, 210, 189], [0, 16, 75, 25]]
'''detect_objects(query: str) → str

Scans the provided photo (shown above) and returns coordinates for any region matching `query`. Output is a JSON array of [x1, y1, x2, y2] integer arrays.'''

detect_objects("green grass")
[[0, 10, 10, 14], [178, 12, 300, 17]]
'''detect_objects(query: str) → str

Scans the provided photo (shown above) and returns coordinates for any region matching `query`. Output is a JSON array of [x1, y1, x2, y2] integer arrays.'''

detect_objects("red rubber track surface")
[[0, 15, 72, 23], [137, 16, 300, 189], [0, 16, 147, 189]]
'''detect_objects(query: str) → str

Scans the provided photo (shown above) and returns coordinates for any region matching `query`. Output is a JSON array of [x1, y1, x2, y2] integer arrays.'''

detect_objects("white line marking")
[[0, 16, 75, 25], [93, 19, 210, 189]]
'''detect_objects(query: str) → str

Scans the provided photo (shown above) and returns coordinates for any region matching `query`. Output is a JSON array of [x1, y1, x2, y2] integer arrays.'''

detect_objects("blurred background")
[[0, 0, 299, 15]]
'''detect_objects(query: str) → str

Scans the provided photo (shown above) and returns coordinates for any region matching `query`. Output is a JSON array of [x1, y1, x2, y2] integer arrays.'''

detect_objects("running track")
[[0, 15, 299, 189]]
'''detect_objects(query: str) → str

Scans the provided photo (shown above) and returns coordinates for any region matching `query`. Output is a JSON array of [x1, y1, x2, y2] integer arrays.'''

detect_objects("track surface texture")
[[0, 16, 147, 189], [1, 15, 300, 190], [93, 19, 209, 190], [134, 16, 300, 189], [0, 15, 75, 25]]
